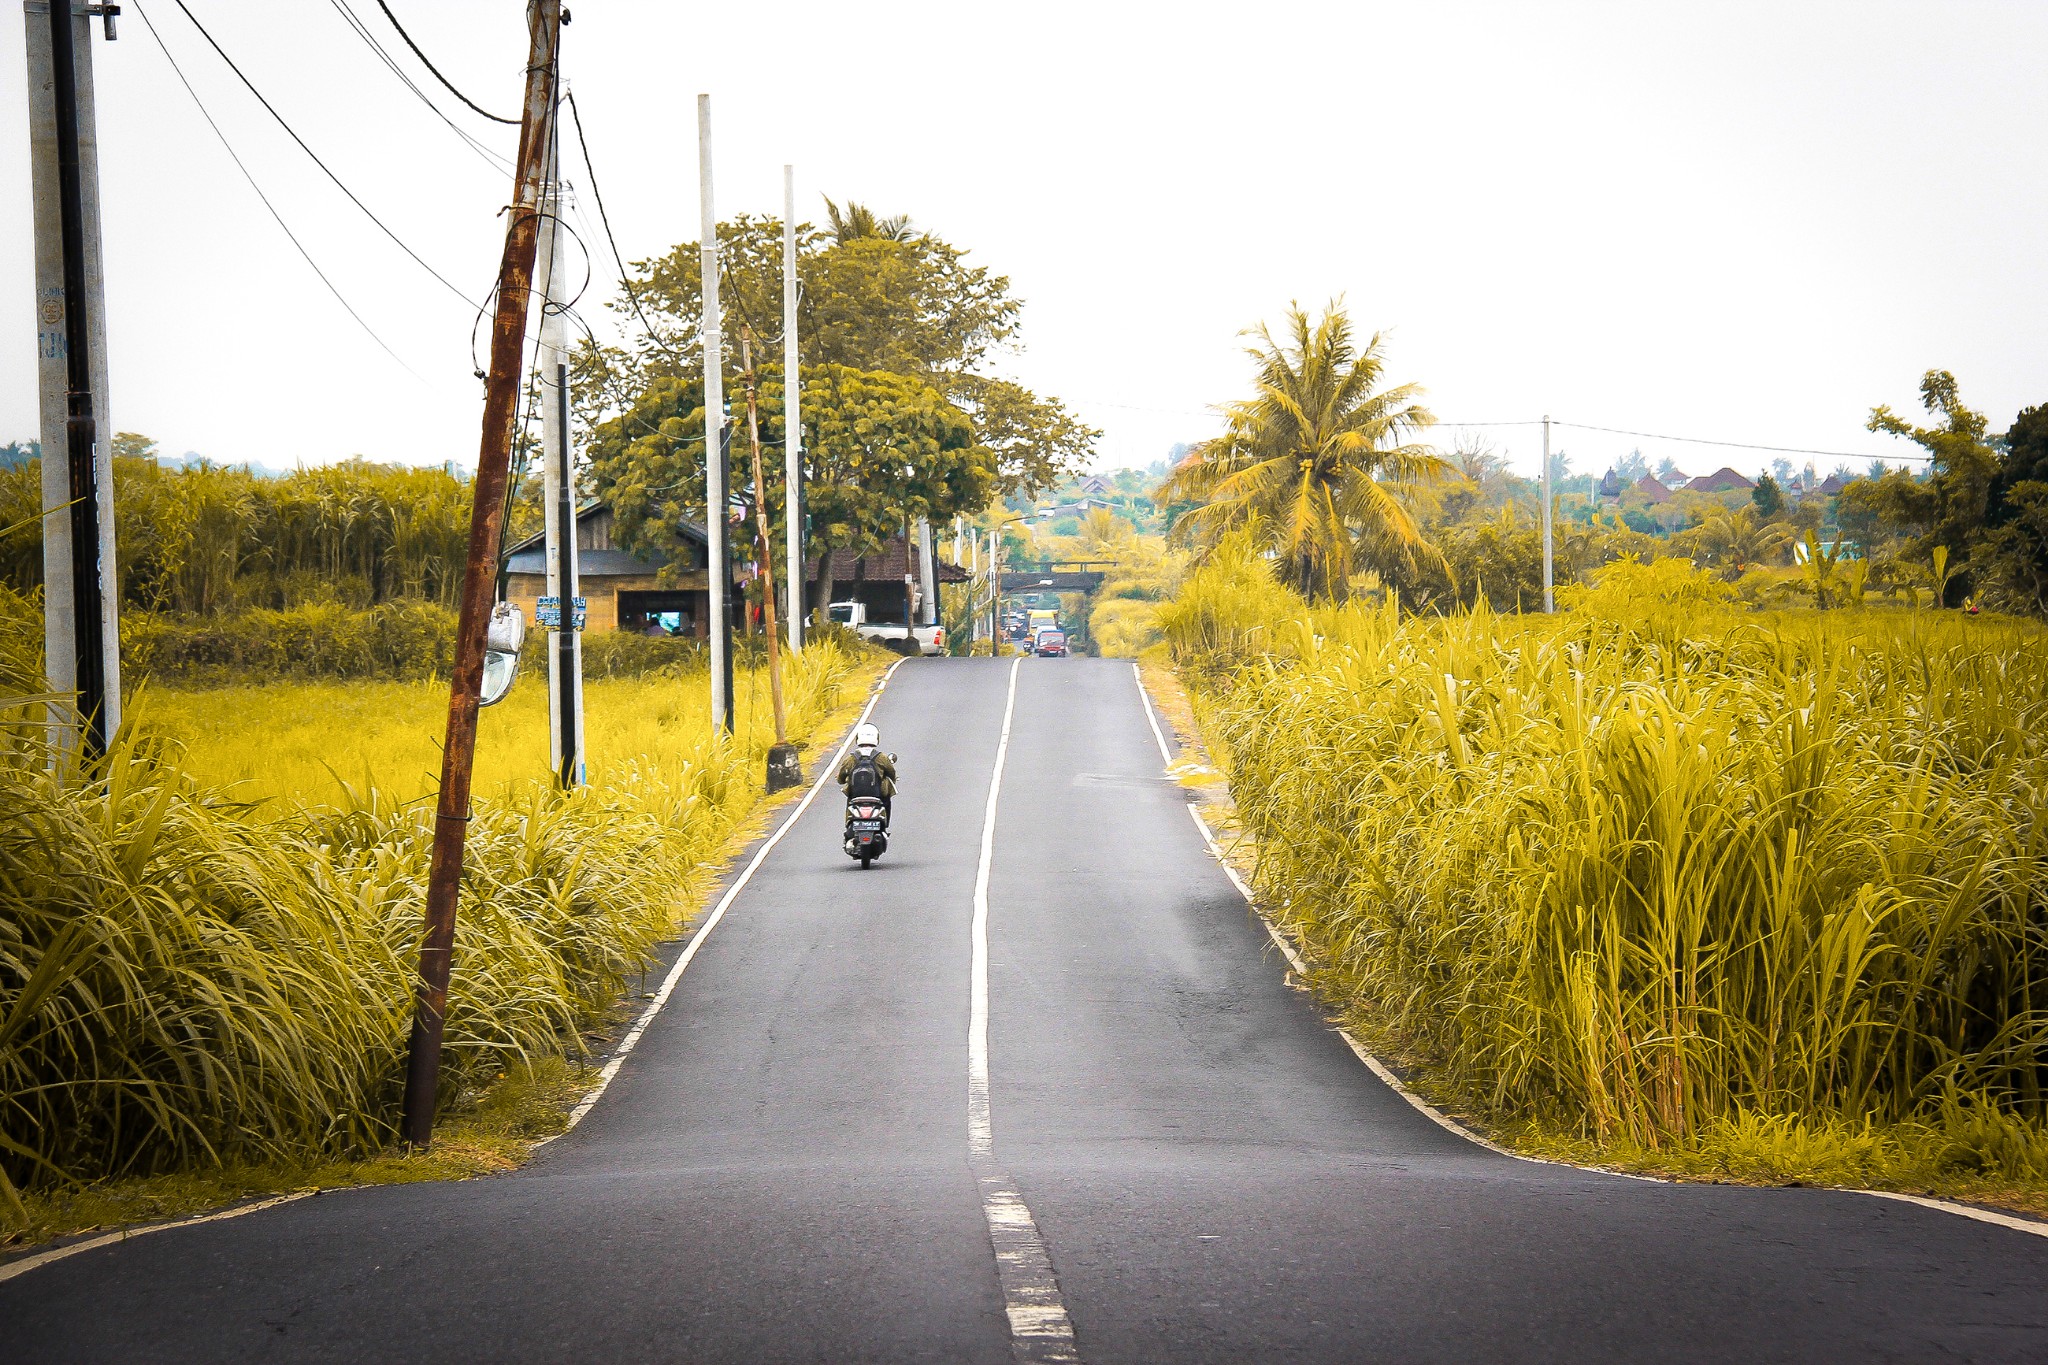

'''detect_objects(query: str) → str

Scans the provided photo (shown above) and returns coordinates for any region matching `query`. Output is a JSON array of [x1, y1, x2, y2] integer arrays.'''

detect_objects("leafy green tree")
[[584, 364, 995, 609], [1157, 301, 1449, 601], [582, 209, 1088, 499], [1868, 370, 1999, 602], [1750, 472, 1785, 517]]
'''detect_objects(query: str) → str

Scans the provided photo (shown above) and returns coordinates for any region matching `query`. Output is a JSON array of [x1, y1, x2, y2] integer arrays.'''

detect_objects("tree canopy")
[[583, 363, 995, 588], [573, 203, 1091, 509]]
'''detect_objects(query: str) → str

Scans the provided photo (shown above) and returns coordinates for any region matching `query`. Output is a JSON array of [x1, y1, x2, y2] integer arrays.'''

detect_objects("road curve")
[[5, 657, 2047, 1362]]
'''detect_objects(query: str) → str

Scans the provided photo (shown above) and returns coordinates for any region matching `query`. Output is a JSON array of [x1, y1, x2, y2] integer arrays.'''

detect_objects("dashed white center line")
[[971, 656, 1081, 1363]]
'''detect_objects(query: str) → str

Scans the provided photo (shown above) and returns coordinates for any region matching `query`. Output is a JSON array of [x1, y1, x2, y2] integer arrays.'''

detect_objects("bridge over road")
[[998, 558, 1109, 593]]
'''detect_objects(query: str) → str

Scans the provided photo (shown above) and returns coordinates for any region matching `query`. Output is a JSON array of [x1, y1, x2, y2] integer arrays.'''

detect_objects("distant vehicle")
[[1028, 608, 1059, 636], [827, 601, 946, 657], [1034, 629, 1068, 658]]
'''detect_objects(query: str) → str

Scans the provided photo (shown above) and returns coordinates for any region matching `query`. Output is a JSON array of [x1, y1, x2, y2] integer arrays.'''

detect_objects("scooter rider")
[[836, 724, 897, 824]]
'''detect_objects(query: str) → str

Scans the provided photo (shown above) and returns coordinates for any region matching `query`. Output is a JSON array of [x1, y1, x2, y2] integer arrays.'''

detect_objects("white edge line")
[[0, 1191, 317, 1285], [1132, 660, 1173, 767], [1163, 715, 2048, 1237], [549, 656, 908, 1137], [1, 658, 910, 1287]]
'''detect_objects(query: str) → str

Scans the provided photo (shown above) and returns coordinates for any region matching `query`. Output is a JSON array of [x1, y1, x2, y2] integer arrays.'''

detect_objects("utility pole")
[[534, 160, 584, 788], [916, 517, 938, 628], [781, 164, 803, 651], [1541, 414, 1555, 614], [401, 0, 559, 1151], [742, 330, 798, 789], [29, 0, 119, 758], [699, 94, 731, 733]]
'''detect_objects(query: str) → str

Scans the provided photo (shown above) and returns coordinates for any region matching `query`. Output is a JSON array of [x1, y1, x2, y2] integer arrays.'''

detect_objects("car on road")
[[1033, 629, 1068, 657], [827, 601, 946, 656]]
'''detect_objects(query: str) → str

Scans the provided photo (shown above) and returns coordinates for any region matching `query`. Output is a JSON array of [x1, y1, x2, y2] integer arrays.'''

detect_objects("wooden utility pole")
[[742, 330, 800, 791], [401, 0, 560, 1150], [781, 165, 803, 650]]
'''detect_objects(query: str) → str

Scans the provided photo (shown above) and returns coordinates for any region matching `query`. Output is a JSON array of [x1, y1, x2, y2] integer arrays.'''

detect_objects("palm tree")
[[822, 197, 915, 245], [1690, 506, 1793, 579], [1156, 301, 1450, 601]]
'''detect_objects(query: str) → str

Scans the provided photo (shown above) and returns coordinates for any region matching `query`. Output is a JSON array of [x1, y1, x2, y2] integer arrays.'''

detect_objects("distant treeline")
[[0, 456, 478, 615]]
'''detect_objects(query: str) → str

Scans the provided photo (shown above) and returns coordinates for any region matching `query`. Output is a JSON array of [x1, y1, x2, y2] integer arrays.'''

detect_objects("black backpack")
[[846, 751, 883, 799]]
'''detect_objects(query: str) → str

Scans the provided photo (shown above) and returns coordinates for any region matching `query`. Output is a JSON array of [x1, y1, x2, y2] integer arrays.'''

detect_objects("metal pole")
[[535, 166, 583, 786], [401, 0, 559, 1150], [699, 94, 730, 732], [1541, 413, 1555, 614], [42, 0, 108, 755], [782, 164, 803, 651]]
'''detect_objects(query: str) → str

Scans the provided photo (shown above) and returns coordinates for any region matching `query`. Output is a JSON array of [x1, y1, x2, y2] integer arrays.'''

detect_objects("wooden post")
[[400, 0, 560, 1150], [742, 329, 800, 791]]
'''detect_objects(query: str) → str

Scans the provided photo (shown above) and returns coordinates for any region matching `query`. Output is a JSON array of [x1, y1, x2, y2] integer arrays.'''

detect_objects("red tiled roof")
[[1686, 467, 1756, 493]]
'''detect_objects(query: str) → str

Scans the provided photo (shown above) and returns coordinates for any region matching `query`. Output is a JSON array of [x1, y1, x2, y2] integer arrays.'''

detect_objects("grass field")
[[1160, 548, 2048, 1209], [1, 626, 882, 1238]]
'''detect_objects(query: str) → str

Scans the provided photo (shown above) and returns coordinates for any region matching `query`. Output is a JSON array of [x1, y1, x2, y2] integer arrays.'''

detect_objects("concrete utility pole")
[[534, 167, 584, 787], [699, 94, 731, 732], [27, 0, 119, 756], [1541, 414, 1555, 614], [916, 517, 938, 627], [402, 0, 560, 1151], [781, 164, 802, 651]]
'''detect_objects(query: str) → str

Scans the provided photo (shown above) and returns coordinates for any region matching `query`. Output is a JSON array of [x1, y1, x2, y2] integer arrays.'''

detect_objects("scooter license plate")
[[851, 819, 882, 833]]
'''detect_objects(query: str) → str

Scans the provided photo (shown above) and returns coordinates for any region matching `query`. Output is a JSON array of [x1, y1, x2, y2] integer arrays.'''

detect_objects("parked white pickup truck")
[[827, 601, 946, 656]]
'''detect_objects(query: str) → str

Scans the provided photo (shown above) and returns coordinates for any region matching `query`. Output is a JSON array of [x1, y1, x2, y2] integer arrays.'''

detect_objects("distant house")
[[805, 536, 969, 624], [503, 502, 739, 637], [1634, 473, 1673, 505], [1685, 467, 1756, 493], [1818, 472, 1852, 496], [1076, 474, 1114, 497], [1596, 469, 1624, 502], [1035, 499, 1108, 520]]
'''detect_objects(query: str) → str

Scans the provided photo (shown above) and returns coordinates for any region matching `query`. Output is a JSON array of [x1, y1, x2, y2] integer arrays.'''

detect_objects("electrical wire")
[[373, 0, 521, 125], [165, 0, 479, 310], [326, 0, 512, 174], [1554, 420, 1929, 464], [1437, 418, 1928, 464], [563, 91, 694, 371], [132, 1, 422, 379]]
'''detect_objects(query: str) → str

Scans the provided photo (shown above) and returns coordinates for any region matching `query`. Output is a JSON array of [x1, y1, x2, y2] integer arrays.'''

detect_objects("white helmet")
[[854, 723, 880, 749]]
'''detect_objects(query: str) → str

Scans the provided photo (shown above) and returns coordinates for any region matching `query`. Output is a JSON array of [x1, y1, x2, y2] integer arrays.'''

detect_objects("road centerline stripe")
[[971, 657, 1082, 1363]]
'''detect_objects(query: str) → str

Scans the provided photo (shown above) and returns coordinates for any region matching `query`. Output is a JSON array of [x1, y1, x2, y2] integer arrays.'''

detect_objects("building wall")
[[508, 570, 730, 635]]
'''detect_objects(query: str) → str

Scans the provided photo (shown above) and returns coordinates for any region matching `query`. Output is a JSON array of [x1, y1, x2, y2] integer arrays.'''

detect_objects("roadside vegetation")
[[0, 584, 880, 1246], [1153, 301, 2048, 1209]]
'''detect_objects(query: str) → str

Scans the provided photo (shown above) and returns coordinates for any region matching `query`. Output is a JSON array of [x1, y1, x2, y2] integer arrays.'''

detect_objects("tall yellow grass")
[[0, 609, 876, 1212], [1165, 549, 2048, 1150]]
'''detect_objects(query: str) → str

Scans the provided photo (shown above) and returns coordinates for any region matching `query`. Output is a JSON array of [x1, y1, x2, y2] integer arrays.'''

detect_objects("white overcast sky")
[[3, 1, 2045, 480]]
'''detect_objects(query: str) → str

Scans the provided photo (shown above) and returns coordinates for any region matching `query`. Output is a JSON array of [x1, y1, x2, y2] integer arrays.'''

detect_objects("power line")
[[326, 0, 512, 174], [133, 1, 421, 379], [564, 91, 695, 372], [373, 0, 520, 125], [164, 0, 479, 310], [1438, 418, 1929, 464]]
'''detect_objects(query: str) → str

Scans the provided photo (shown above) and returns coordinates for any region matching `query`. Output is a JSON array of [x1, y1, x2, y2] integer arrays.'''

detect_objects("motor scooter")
[[843, 797, 889, 868]]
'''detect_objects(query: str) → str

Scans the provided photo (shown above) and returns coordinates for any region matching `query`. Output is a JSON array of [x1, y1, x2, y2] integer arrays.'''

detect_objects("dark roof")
[[504, 501, 721, 578], [1597, 469, 1623, 498], [808, 536, 969, 585], [1634, 473, 1672, 504], [1818, 472, 1851, 495], [1685, 467, 1756, 493]]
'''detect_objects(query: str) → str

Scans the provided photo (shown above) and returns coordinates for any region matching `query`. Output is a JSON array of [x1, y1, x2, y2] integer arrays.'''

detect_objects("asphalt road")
[[7, 657, 2048, 1362]]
